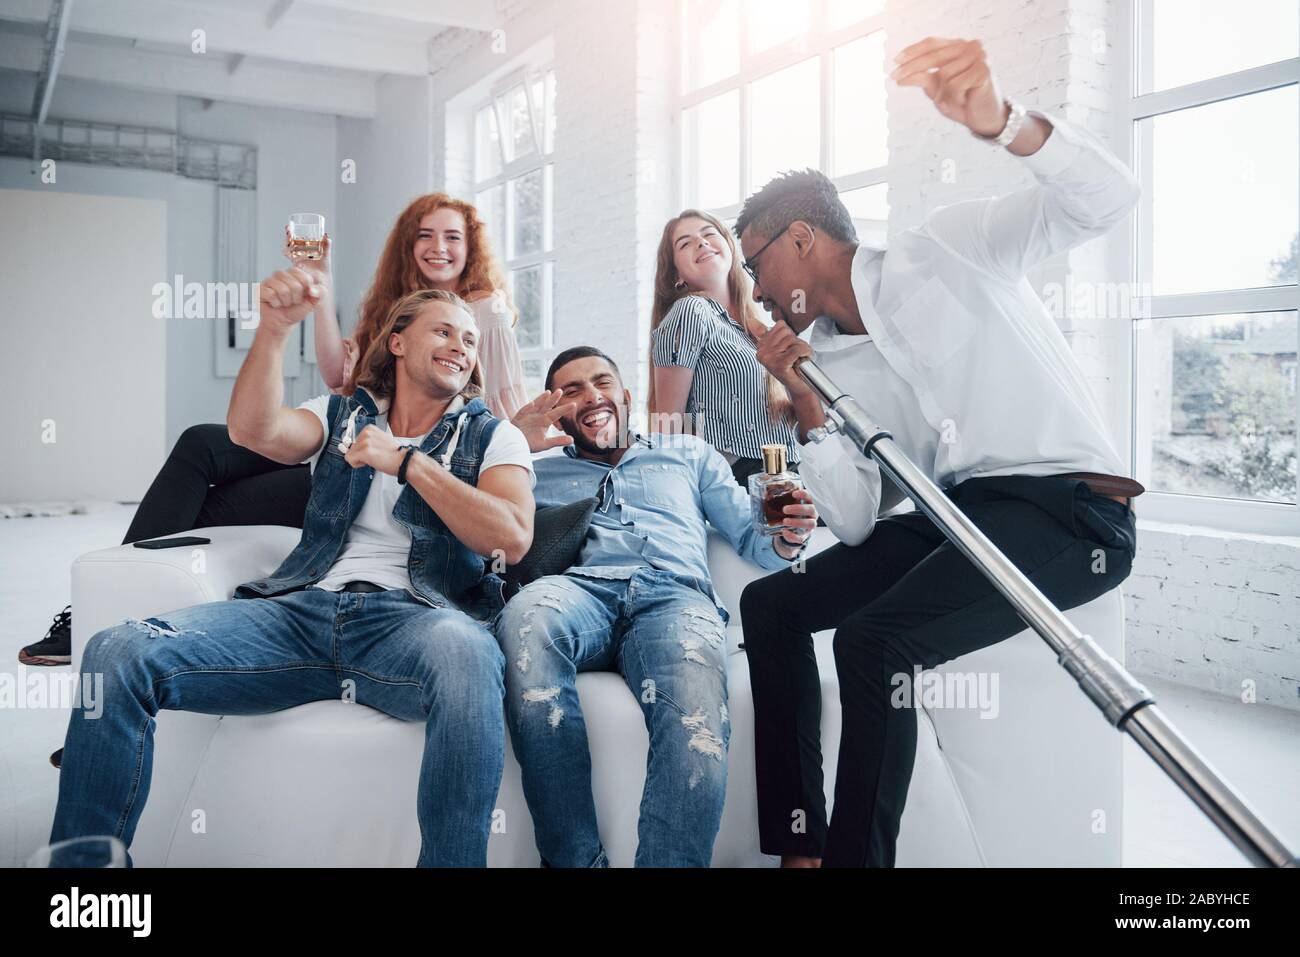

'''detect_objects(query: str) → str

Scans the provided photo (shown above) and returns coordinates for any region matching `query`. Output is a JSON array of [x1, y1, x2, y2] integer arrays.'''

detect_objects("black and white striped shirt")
[[651, 295, 799, 462]]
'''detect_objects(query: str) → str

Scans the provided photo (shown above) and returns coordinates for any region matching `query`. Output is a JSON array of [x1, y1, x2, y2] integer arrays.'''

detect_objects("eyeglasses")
[[741, 224, 790, 287]]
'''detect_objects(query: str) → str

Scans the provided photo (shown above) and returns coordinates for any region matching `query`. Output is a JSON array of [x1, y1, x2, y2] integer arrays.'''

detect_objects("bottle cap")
[[761, 444, 786, 475]]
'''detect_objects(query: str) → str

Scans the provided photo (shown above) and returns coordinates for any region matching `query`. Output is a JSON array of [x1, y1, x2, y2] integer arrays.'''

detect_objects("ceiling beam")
[[30, 0, 73, 119], [294, 0, 498, 32], [0, 30, 377, 118], [265, 0, 295, 29], [29, 0, 75, 161], [0, 0, 431, 76]]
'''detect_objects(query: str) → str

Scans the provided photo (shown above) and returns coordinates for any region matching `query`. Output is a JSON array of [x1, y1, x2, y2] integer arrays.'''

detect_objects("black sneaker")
[[19, 605, 72, 666]]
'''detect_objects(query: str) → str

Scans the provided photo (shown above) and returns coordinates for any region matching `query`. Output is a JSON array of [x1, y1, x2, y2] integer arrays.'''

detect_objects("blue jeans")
[[50, 587, 506, 867], [495, 568, 730, 867]]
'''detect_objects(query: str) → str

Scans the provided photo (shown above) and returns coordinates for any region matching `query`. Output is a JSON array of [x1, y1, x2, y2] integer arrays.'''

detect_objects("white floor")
[[2, 506, 1297, 868]]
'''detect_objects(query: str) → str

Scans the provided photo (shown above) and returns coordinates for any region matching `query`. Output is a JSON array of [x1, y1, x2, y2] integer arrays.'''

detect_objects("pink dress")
[[467, 294, 529, 421], [331, 293, 528, 421]]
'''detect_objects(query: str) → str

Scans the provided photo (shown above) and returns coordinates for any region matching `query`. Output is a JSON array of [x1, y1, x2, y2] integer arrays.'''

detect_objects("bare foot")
[[781, 855, 822, 868]]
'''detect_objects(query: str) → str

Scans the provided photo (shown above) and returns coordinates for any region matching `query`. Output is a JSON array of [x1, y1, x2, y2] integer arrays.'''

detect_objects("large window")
[[472, 68, 556, 397], [678, 0, 888, 243], [1130, 0, 1299, 532]]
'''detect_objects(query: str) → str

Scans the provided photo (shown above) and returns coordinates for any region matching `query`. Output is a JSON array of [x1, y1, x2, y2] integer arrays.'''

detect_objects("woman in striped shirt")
[[649, 209, 800, 486]]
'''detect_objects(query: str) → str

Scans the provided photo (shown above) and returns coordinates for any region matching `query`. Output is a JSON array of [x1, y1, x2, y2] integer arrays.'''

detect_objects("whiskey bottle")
[[748, 443, 804, 537]]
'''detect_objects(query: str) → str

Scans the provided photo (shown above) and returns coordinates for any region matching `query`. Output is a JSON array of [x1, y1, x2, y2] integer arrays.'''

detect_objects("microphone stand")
[[795, 357, 1296, 867]]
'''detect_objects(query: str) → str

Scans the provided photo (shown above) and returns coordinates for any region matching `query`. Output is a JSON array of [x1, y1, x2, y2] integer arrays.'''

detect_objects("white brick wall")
[[550, 0, 648, 398], [884, 0, 1123, 427], [1128, 523, 1300, 711]]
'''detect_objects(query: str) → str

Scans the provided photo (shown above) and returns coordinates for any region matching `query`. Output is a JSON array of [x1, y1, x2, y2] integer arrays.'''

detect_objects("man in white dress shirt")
[[736, 36, 1144, 867]]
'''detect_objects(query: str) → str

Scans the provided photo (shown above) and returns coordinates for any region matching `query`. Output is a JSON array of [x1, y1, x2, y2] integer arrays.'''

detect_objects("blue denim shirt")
[[533, 433, 791, 609]]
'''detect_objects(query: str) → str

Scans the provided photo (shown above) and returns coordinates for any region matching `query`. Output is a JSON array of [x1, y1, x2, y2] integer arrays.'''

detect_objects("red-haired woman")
[[22, 194, 527, 668]]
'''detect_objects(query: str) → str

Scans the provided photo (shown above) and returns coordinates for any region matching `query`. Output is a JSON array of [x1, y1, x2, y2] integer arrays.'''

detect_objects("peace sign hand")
[[511, 389, 577, 452]]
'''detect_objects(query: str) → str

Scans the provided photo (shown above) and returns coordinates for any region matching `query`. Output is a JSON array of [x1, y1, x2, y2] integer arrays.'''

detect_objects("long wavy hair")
[[648, 208, 792, 423], [353, 288, 485, 403], [348, 193, 512, 392]]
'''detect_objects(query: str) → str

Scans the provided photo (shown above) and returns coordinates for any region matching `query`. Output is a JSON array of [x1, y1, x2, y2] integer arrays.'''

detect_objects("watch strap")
[[972, 98, 1027, 147]]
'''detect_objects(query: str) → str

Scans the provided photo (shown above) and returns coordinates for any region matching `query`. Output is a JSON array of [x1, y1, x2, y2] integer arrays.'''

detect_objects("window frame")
[[471, 66, 557, 380], [675, 0, 888, 227], [1122, 0, 1300, 535]]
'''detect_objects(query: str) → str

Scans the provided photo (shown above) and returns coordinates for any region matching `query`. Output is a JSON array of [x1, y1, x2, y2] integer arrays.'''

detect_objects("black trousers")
[[740, 474, 1137, 867], [121, 424, 311, 545]]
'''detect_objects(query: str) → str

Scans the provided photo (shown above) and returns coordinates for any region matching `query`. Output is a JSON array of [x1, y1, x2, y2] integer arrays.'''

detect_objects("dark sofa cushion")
[[502, 496, 598, 598]]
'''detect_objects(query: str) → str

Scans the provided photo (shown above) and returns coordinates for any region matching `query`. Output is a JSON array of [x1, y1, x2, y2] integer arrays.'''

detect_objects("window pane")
[[509, 168, 545, 259], [683, 89, 740, 209], [499, 84, 537, 164], [839, 183, 888, 219], [1136, 311, 1297, 503], [475, 184, 506, 262], [750, 58, 821, 192], [1141, 85, 1298, 295], [542, 71, 556, 153], [833, 31, 888, 175], [521, 356, 548, 399], [683, 0, 739, 90], [827, 0, 884, 31], [746, 0, 810, 54], [511, 264, 549, 350], [1141, 0, 1298, 94], [840, 183, 889, 245], [543, 164, 553, 250], [474, 106, 501, 182]]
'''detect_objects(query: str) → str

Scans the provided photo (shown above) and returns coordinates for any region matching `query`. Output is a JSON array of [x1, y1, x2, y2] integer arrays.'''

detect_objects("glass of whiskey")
[[287, 213, 325, 261]]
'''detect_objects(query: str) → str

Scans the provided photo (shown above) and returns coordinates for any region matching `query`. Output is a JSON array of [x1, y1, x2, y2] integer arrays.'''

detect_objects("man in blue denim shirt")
[[497, 346, 818, 867]]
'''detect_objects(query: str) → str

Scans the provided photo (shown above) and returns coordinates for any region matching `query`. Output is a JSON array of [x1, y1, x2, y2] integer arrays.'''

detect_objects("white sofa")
[[71, 524, 1125, 867]]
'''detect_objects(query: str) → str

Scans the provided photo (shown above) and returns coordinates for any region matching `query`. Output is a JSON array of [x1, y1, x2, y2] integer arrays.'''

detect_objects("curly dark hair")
[[734, 168, 858, 245]]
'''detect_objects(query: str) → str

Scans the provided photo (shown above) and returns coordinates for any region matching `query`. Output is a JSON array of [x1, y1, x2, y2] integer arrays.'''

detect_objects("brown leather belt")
[[1059, 472, 1145, 508]]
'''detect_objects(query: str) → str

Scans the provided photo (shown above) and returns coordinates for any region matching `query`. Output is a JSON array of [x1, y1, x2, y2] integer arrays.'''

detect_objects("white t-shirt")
[[297, 393, 534, 594]]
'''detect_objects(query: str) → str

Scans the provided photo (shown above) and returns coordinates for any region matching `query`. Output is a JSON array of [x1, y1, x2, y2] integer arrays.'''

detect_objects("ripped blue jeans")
[[494, 568, 730, 867], [50, 588, 505, 867]]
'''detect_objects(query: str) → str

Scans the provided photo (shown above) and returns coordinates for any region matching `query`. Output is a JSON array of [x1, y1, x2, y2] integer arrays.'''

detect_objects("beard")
[[564, 402, 629, 455]]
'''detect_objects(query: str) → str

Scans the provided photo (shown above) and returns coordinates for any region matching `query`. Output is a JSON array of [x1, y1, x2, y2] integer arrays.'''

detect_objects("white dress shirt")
[[799, 111, 1141, 546]]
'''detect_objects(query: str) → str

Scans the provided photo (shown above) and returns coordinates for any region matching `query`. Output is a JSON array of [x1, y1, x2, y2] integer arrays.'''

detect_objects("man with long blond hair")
[[49, 277, 536, 867]]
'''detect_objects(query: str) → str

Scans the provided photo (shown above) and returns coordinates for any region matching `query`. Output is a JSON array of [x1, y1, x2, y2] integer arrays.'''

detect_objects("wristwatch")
[[971, 98, 1027, 148]]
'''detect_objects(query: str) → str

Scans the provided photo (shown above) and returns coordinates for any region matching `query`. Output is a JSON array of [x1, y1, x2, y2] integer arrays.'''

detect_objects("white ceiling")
[[0, 0, 505, 118]]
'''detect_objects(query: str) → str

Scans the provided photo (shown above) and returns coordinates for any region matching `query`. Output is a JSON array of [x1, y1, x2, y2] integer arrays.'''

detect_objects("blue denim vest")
[[235, 388, 506, 619]]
